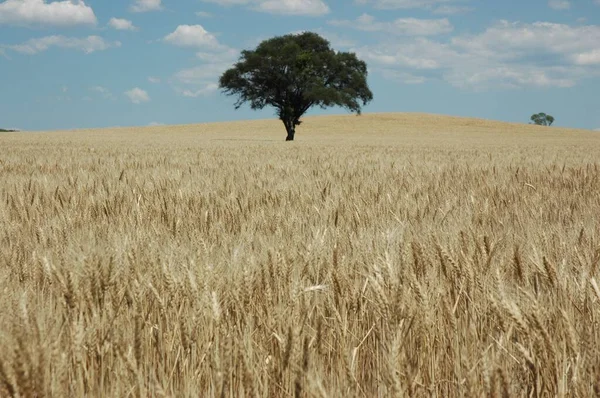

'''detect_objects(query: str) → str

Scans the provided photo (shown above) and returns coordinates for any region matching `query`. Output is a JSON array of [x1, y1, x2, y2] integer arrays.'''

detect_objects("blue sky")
[[1, 0, 599, 131]]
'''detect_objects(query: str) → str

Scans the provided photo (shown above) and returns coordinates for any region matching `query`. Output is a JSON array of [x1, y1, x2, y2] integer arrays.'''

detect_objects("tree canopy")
[[219, 32, 373, 141], [530, 113, 555, 126]]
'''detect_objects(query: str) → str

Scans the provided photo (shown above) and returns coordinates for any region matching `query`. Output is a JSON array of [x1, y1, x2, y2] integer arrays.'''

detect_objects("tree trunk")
[[283, 119, 295, 141], [286, 127, 295, 141]]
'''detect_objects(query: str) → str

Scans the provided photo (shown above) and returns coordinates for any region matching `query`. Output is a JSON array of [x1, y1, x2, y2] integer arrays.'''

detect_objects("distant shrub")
[[530, 113, 554, 126]]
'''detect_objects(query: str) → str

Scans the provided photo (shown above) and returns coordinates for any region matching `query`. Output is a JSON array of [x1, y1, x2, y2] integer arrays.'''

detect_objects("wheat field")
[[1, 113, 600, 397]]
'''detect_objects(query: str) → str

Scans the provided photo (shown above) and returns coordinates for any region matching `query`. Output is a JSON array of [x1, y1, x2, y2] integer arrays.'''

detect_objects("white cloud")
[[357, 39, 446, 69], [148, 76, 161, 83], [450, 21, 600, 61], [8, 35, 120, 54], [313, 29, 356, 48], [90, 85, 115, 99], [130, 0, 161, 12], [125, 87, 150, 104], [91, 85, 109, 93], [355, 0, 465, 10], [196, 11, 212, 17], [180, 84, 220, 97], [0, 0, 97, 27], [164, 24, 238, 98], [202, 0, 329, 16], [380, 69, 427, 84], [148, 121, 164, 126], [196, 48, 238, 62], [329, 14, 453, 36], [433, 5, 472, 14], [357, 1, 474, 15], [164, 25, 222, 49], [255, 0, 329, 15], [353, 20, 600, 89], [108, 17, 138, 31], [571, 49, 600, 65], [174, 64, 227, 85], [548, 0, 570, 10], [172, 64, 228, 98]]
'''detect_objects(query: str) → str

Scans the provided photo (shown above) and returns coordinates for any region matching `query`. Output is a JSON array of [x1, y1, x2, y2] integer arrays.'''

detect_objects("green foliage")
[[530, 113, 555, 126], [219, 32, 373, 140], [0, 129, 17, 132]]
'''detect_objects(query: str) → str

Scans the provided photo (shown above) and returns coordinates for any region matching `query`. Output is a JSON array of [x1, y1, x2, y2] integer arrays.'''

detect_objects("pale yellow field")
[[1, 113, 600, 397]]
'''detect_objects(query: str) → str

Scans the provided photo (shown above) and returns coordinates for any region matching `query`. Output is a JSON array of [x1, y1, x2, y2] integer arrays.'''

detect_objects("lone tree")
[[219, 32, 373, 141], [530, 113, 554, 126]]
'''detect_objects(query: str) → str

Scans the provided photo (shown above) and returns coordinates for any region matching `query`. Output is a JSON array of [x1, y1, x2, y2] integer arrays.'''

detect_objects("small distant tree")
[[219, 32, 373, 141], [530, 113, 554, 126]]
